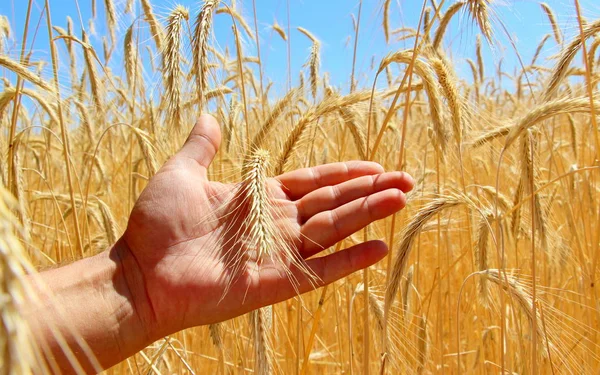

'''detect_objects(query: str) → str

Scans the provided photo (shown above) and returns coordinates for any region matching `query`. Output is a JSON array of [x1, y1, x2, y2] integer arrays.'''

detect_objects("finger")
[[300, 189, 406, 257], [275, 161, 384, 200], [257, 240, 388, 307], [297, 171, 414, 221], [176, 114, 222, 174]]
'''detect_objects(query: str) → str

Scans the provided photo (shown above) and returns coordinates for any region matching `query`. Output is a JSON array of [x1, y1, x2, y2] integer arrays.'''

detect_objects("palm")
[[122, 116, 413, 332]]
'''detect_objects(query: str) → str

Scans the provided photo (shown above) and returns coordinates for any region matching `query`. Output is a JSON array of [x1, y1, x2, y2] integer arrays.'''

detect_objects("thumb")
[[177, 114, 222, 172]]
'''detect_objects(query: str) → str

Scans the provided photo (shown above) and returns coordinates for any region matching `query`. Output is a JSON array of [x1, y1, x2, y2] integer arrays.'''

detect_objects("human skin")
[[25, 115, 414, 373]]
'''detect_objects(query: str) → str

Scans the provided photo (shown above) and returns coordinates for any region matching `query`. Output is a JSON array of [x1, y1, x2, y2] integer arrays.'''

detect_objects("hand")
[[121, 114, 414, 338], [26, 115, 414, 373]]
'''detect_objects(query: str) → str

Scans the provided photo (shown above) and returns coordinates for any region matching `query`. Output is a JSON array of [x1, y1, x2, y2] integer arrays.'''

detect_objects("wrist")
[[26, 239, 163, 373], [109, 238, 163, 346]]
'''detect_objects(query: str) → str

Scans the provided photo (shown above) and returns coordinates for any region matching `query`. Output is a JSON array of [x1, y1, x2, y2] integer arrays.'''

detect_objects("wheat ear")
[[466, 0, 493, 42], [544, 19, 600, 100], [0, 55, 54, 93], [540, 3, 562, 45], [298, 27, 321, 100], [140, 0, 164, 51], [379, 50, 448, 154], [192, 0, 221, 109], [0, 184, 41, 373], [385, 196, 465, 315], [383, 0, 392, 44], [103, 0, 116, 45], [430, 57, 462, 147], [271, 21, 287, 41], [251, 308, 272, 375], [432, 2, 464, 50], [82, 31, 104, 115], [164, 5, 189, 135]]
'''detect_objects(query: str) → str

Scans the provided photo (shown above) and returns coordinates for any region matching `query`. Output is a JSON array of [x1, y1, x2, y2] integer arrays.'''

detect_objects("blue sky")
[[1, 0, 599, 95]]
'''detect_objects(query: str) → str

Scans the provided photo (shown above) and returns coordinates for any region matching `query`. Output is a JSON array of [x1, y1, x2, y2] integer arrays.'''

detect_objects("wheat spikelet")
[[250, 88, 298, 151], [430, 57, 462, 146], [385, 196, 465, 315], [423, 7, 432, 42], [385, 65, 393, 86], [0, 184, 41, 374], [383, 0, 391, 44], [224, 95, 238, 152], [432, 2, 465, 50], [0, 16, 10, 54], [297, 27, 321, 100], [476, 35, 484, 82], [540, 3, 562, 45], [164, 5, 189, 135], [251, 308, 271, 375], [0, 14, 10, 41], [220, 149, 316, 298], [519, 131, 548, 252], [466, 0, 493, 42], [216, 7, 254, 40], [124, 0, 134, 14], [209, 323, 222, 349], [504, 96, 598, 149], [9, 149, 29, 236], [82, 31, 104, 114], [340, 106, 367, 160], [531, 34, 550, 65], [192, 0, 221, 109], [140, 0, 164, 51], [401, 264, 413, 320], [131, 126, 159, 176], [471, 96, 597, 148], [483, 269, 553, 357], [103, 0, 116, 45], [474, 210, 494, 304], [93, 197, 119, 245], [0, 87, 58, 126], [275, 89, 375, 174], [123, 24, 138, 90], [354, 283, 385, 332], [567, 114, 578, 158], [63, 17, 78, 87], [271, 21, 287, 41], [544, 19, 600, 100], [0, 55, 54, 93], [379, 50, 448, 154], [241, 149, 274, 264], [73, 99, 96, 145]]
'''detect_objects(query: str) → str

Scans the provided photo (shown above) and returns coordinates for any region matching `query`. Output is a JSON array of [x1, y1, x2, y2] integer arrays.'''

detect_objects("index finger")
[[275, 161, 384, 200]]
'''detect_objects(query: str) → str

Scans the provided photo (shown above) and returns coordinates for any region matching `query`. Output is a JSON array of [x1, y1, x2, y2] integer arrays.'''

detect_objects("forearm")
[[25, 240, 158, 374]]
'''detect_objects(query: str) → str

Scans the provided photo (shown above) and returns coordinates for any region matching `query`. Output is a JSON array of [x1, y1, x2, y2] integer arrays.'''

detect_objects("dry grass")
[[2, 0, 600, 374]]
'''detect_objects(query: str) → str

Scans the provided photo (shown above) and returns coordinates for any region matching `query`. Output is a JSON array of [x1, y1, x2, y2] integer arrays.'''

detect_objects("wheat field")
[[1, 0, 600, 373]]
